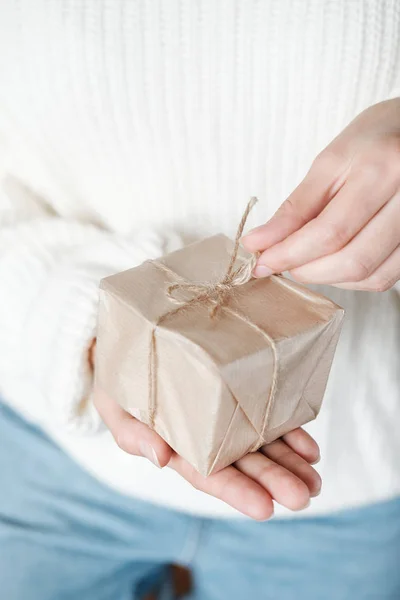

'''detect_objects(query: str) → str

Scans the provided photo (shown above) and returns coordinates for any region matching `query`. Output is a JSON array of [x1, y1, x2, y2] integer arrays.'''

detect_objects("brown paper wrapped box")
[[95, 234, 344, 477]]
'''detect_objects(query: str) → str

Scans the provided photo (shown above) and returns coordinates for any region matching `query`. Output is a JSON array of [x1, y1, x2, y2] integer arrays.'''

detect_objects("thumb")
[[93, 387, 173, 468], [241, 152, 345, 254]]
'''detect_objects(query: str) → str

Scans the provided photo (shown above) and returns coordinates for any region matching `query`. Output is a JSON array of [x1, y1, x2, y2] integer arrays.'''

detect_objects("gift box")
[[95, 212, 344, 477]]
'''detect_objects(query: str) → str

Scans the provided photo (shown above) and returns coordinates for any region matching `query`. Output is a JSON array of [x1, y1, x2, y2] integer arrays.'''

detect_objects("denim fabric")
[[0, 401, 399, 600]]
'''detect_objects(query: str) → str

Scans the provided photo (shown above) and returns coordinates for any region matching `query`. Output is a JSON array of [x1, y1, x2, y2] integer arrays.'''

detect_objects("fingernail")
[[293, 498, 311, 512], [311, 454, 321, 465], [139, 442, 161, 468], [251, 505, 274, 521], [253, 265, 274, 278]]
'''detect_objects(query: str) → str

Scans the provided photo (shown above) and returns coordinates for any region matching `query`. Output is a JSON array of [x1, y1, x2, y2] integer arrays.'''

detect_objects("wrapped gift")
[[95, 202, 344, 476]]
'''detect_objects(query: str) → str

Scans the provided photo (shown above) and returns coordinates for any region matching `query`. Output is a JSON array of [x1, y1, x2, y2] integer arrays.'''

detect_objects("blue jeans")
[[0, 402, 399, 600]]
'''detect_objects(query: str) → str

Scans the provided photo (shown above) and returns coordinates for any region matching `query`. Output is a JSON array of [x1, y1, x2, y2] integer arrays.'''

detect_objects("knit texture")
[[0, 0, 399, 518]]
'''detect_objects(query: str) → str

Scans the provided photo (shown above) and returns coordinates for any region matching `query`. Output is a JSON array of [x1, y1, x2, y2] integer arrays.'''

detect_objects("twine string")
[[147, 197, 279, 455], [167, 197, 258, 317]]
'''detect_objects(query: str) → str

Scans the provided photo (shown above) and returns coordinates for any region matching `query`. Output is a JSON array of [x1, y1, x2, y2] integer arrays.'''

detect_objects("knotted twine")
[[147, 197, 279, 453]]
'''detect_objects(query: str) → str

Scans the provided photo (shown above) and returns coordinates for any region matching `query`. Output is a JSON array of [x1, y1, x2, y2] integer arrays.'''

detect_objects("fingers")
[[252, 170, 396, 276], [168, 453, 274, 521], [94, 391, 322, 519], [170, 439, 321, 518], [93, 388, 173, 467], [290, 194, 400, 285], [241, 151, 348, 254], [332, 243, 400, 292], [281, 427, 320, 464], [234, 448, 312, 512], [260, 439, 322, 497], [241, 135, 400, 288]]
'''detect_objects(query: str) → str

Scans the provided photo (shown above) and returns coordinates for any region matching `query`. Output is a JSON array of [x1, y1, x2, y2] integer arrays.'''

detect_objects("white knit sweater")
[[0, 0, 399, 518]]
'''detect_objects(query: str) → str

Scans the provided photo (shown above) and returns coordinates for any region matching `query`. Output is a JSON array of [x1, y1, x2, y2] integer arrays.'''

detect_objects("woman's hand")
[[242, 99, 400, 291], [93, 387, 321, 520]]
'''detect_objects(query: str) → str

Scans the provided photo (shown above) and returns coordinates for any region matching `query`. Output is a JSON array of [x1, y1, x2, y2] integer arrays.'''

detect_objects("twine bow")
[[166, 197, 258, 317], [147, 198, 279, 463]]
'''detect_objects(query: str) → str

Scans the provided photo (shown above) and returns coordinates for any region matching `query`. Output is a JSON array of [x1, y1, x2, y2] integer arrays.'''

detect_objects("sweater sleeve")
[[0, 174, 181, 433]]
